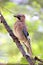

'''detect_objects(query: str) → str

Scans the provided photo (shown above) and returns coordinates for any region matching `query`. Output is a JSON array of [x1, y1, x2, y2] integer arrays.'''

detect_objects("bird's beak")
[[14, 15, 20, 20], [14, 15, 18, 18]]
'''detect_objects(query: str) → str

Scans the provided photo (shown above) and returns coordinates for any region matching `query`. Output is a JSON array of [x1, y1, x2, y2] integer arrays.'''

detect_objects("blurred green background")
[[0, 0, 43, 64]]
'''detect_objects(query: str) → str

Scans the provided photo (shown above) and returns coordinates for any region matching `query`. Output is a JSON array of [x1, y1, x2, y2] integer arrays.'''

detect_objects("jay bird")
[[14, 14, 32, 57]]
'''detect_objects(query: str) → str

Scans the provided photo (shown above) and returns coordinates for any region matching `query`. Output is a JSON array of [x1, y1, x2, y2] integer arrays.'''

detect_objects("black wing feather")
[[22, 28, 29, 38]]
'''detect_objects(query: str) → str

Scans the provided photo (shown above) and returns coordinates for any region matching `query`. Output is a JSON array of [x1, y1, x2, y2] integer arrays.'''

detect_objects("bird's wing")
[[22, 27, 32, 56]]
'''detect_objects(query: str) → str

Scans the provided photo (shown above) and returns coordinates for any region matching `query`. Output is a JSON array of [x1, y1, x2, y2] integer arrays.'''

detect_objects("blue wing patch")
[[22, 28, 29, 38]]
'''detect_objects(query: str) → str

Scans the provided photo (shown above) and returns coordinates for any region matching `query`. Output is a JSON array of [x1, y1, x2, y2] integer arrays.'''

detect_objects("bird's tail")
[[25, 36, 32, 57]]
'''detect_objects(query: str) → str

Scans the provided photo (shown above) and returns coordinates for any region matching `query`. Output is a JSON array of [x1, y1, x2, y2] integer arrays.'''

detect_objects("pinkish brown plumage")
[[14, 14, 32, 57]]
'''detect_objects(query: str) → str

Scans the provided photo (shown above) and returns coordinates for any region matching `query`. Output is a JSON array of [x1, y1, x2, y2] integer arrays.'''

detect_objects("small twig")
[[34, 56, 43, 63]]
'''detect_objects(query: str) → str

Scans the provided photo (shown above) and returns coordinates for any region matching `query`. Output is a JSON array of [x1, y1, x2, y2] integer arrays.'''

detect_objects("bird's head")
[[14, 14, 25, 22]]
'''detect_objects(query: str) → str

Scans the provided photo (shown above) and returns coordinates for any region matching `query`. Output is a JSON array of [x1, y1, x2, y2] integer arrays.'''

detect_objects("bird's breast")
[[14, 22, 27, 41]]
